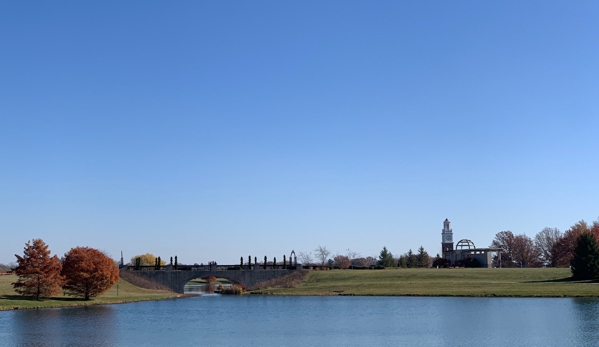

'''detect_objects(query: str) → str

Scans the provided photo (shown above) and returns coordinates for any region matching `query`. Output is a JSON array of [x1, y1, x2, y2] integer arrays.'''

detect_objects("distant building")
[[441, 219, 501, 268]]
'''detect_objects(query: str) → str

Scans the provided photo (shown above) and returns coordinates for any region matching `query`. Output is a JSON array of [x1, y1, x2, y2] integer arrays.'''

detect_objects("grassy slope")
[[253, 268, 599, 297], [0, 275, 178, 310]]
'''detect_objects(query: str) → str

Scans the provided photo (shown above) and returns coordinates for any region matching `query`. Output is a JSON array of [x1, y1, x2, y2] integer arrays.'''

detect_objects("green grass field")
[[0, 274, 178, 310], [252, 268, 599, 297]]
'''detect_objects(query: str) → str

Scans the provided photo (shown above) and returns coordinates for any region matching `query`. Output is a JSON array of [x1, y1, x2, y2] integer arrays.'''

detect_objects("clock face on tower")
[[444, 234, 452, 242]]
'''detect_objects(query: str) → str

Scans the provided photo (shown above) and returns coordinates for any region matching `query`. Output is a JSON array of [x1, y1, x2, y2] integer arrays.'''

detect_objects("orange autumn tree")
[[12, 239, 64, 300], [62, 247, 120, 300]]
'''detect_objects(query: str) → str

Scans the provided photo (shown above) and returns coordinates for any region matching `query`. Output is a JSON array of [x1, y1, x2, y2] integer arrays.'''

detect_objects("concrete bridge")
[[124, 264, 298, 293]]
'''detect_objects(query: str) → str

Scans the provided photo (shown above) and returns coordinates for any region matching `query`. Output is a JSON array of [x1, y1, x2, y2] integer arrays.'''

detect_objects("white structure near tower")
[[440, 218, 502, 268]]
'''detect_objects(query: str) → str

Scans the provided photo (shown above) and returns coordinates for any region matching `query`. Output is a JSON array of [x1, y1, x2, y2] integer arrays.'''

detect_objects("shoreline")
[[0, 275, 191, 312], [248, 268, 599, 297], [0, 294, 196, 312], [249, 291, 599, 298]]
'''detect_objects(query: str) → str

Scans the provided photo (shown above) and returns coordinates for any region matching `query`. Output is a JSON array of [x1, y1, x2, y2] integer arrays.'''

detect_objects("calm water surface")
[[1, 296, 598, 347]]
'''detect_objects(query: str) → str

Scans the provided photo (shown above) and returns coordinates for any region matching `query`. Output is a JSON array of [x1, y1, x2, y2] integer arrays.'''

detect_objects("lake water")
[[1, 295, 598, 347]]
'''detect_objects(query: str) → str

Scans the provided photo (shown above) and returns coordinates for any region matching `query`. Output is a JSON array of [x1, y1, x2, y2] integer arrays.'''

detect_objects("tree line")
[[490, 219, 599, 268], [297, 245, 432, 269], [11, 239, 119, 300]]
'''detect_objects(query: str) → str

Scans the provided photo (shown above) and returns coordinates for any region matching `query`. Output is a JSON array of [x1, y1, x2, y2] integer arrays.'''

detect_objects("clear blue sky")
[[1, 1, 598, 265]]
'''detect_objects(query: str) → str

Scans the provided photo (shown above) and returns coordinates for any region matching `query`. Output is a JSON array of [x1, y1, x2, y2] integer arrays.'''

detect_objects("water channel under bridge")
[[122, 264, 301, 293]]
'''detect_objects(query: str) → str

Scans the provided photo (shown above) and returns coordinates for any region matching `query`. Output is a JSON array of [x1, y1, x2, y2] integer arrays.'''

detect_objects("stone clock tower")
[[441, 218, 454, 257]]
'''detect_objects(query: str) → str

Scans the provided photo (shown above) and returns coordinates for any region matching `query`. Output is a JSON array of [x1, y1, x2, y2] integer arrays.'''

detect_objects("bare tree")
[[314, 245, 331, 266], [345, 249, 361, 261], [490, 231, 516, 267], [297, 251, 313, 265], [534, 227, 562, 267], [512, 234, 540, 267]]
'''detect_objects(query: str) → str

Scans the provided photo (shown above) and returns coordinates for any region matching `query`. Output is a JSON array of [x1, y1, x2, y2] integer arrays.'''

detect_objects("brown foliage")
[[490, 231, 516, 267], [219, 284, 245, 295], [551, 220, 599, 267], [62, 247, 119, 300], [512, 234, 540, 267], [491, 231, 540, 267], [333, 255, 351, 269], [12, 239, 64, 300]]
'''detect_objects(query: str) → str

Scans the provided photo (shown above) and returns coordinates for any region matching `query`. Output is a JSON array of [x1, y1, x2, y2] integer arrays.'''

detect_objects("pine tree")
[[378, 246, 395, 267], [571, 233, 599, 280], [12, 239, 64, 300], [416, 246, 429, 268], [406, 249, 416, 268], [264, 256, 267, 269], [241, 256, 244, 267], [174, 256, 178, 270], [400, 257, 407, 269], [283, 255, 287, 268]]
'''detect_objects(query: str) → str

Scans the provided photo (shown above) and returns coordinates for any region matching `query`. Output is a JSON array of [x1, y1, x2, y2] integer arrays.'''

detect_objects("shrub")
[[432, 258, 451, 268], [219, 284, 245, 295], [455, 257, 480, 268]]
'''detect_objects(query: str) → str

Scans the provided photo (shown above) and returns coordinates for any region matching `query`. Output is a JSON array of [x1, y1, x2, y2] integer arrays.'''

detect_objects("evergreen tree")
[[283, 255, 287, 268], [273, 257, 277, 268], [400, 257, 407, 269], [571, 233, 599, 280], [264, 256, 267, 269], [416, 246, 429, 268], [406, 249, 416, 268], [170, 257, 173, 266], [240, 256, 244, 267], [378, 246, 395, 267], [174, 256, 178, 270]]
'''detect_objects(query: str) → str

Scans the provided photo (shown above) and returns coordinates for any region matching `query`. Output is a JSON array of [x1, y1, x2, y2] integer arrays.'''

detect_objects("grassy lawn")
[[252, 268, 599, 297], [0, 274, 178, 311]]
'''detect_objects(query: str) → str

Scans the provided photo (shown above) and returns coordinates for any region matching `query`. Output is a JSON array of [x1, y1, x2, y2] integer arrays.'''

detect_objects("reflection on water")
[[6, 305, 116, 347], [1, 297, 599, 347], [573, 298, 599, 341]]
